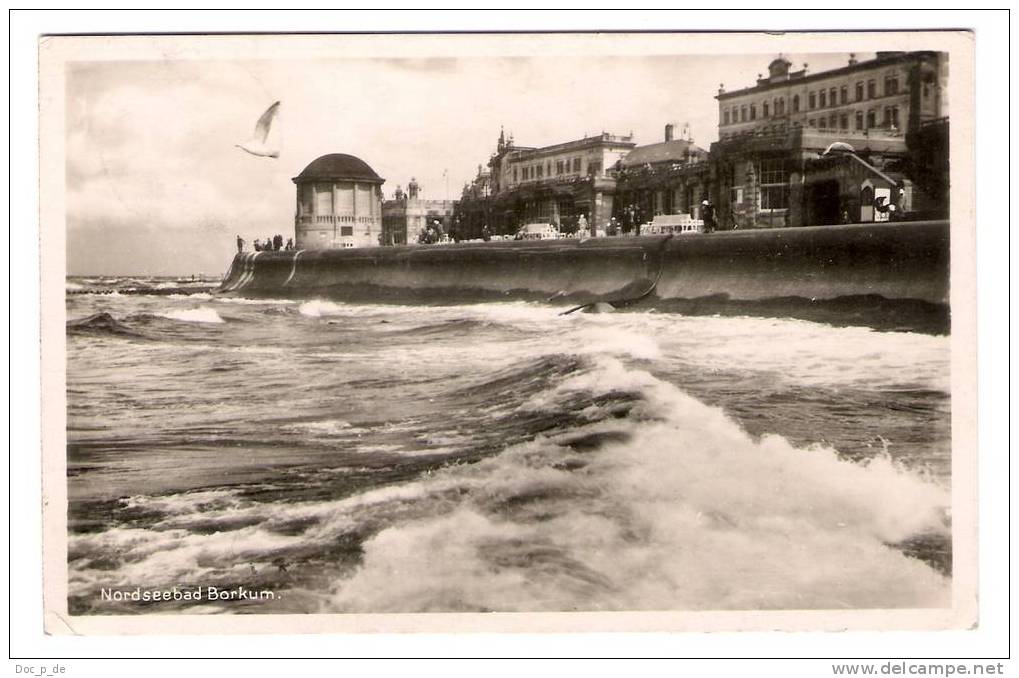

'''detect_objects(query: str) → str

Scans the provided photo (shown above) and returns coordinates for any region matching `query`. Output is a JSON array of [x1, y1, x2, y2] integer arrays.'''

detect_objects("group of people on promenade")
[[236, 234, 294, 253]]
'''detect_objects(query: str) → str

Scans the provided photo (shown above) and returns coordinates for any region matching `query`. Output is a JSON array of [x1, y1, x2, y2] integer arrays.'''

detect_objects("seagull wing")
[[252, 101, 281, 142]]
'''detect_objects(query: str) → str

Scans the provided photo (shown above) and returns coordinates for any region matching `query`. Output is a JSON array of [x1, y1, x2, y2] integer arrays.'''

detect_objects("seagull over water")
[[236, 100, 281, 158]]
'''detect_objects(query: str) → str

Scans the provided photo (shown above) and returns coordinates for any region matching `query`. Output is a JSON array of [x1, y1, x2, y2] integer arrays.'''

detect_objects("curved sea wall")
[[220, 220, 950, 329]]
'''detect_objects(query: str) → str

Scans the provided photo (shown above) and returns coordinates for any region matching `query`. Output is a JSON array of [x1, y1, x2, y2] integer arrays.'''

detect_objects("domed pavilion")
[[293, 153, 385, 249]]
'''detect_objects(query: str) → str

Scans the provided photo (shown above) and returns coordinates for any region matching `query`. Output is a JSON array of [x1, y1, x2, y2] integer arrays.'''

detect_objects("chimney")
[[848, 53, 858, 66], [664, 123, 675, 142]]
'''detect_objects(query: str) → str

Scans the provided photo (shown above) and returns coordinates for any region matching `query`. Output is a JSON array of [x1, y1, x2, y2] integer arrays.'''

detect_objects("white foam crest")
[[66, 281, 84, 291], [298, 299, 406, 318], [157, 307, 224, 324], [330, 357, 950, 612], [285, 419, 355, 435], [612, 313, 950, 392], [215, 296, 298, 305], [70, 523, 301, 590], [120, 489, 244, 516], [167, 292, 213, 300]]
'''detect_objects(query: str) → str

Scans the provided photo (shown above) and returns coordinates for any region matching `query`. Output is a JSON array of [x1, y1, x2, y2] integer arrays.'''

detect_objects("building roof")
[[292, 153, 384, 184], [504, 133, 636, 162], [620, 139, 707, 167]]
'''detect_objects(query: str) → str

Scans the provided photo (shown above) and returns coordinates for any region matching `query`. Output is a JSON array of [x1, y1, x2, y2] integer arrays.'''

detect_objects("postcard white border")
[[14, 11, 1008, 660]]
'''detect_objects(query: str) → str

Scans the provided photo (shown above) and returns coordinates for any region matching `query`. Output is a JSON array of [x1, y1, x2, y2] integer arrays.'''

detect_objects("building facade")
[[293, 153, 385, 249], [612, 123, 712, 233], [454, 129, 636, 238], [381, 178, 456, 245], [712, 51, 947, 228]]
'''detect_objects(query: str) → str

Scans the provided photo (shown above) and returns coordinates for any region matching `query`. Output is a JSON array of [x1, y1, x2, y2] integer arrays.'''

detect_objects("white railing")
[[297, 214, 376, 225]]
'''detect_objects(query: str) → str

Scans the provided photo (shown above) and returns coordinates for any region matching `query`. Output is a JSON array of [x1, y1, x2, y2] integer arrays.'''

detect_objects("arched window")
[[763, 101, 770, 117], [792, 94, 800, 112]]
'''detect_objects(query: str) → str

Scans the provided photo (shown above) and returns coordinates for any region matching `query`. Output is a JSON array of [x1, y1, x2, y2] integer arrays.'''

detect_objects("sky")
[[65, 49, 867, 275]]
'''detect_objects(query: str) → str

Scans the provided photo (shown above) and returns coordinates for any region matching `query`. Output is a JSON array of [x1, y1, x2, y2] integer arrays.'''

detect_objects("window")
[[314, 183, 333, 214], [758, 158, 789, 210], [840, 86, 848, 104], [840, 113, 849, 129], [829, 114, 838, 128], [750, 104, 756, 120], [890, 106, 900, 129], [573, 158, 581, 172], [588, 161, 602, 176], [536, 164, 543, 178], [829, 88, 837, 106], [809, 92, 816, 109], [723, 110, 730, 125], [885, 75, 899, 95], [819, 90, 826, 107], [556, 160, 564, 175], [855, 111, 864, 130], [513, 167, 518, 182], [762, 101, 769, 117], [818, 118, 826, 129], [792, 95, 799, 112], [883, 107, 891, 126], [808, 118, 816, 127], [856, 82, 864, 101], [340, 226, 353, 236], [866, 109, 876, 128], [867, 79, 876, 98], [741, 105, 747, 121], [923, 83, 931, 99]]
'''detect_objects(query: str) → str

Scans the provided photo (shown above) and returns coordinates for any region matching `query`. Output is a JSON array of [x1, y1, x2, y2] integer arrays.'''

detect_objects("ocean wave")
[[215, 296, 299, 306], [327, 356, 950, 612], [157, 308, 225, 324], [166, 292, 214, 301], [66, 312, 142, 338]]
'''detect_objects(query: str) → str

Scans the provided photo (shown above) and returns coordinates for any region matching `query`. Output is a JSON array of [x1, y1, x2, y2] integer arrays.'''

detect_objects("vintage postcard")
[[40, 30, 976, 634]]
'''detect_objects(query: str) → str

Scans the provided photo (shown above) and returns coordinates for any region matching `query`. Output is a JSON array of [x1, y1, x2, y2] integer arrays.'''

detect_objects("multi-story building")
[[612, 123, 711, 233], [293, 153, 385, 248], [381, 178, 456, 245], [711, 51, 947, 228], [454, 129, 636, 238]]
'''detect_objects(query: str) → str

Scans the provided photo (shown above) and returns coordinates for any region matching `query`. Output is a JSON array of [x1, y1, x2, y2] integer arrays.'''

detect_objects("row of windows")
[[805, 105, 900, 131], [724, 95, 801, 125], [721, 74, 901, 126], [513, 156, 584, 182], [809, 76, 898, 110]]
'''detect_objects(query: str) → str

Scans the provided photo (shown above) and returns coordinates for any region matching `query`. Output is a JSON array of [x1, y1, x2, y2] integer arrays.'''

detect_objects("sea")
[[65, 276, 953, 614]]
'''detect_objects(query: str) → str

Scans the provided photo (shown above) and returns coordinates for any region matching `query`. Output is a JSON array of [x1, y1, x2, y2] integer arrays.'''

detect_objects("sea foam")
[[158, 308, 225, 324]]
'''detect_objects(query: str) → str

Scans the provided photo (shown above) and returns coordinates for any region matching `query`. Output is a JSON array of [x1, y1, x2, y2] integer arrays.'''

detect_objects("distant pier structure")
[[293, 153, 385, 249]]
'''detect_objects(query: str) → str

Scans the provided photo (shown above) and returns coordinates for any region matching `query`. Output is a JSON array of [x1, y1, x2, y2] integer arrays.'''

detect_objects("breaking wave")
[[156, 308, 225, 324]]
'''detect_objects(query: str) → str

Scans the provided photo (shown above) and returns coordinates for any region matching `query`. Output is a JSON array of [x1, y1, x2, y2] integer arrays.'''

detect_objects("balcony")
[[297, 214, 376, 225]]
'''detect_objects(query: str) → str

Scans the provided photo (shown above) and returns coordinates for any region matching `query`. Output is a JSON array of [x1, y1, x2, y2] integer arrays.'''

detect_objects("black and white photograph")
[[38, 29, 979, 635]]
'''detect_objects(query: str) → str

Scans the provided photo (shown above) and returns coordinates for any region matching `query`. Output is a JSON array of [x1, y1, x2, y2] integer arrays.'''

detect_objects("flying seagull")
[[822, 141, 855, 156], [236, 101, 281, 158]]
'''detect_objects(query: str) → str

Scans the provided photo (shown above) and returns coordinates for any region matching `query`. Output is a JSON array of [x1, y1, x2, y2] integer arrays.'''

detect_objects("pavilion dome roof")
[[293, 153, 384, 184]]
